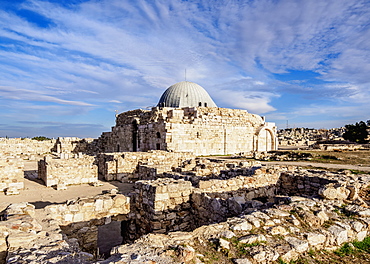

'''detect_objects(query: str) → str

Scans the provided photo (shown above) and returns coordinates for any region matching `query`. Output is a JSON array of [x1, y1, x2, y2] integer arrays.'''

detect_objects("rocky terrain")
[[2, 161, 370, 264]]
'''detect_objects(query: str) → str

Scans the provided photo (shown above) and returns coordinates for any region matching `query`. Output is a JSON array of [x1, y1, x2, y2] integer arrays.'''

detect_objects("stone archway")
[[256, 127, 275, 151]]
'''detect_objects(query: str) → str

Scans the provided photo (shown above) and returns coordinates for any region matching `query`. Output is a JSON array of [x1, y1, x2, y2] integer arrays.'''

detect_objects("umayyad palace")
[[99, 81, 277, 155]]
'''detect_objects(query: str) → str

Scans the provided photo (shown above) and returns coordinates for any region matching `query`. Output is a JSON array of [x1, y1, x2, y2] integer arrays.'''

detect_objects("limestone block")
[[328, 225, 348, 245], [155, 193, 169, 201], [239, 234, 266, 244], [7, 233, 37, 249], [306, 232, 326, 246], [113, 195, 130, 208], [269, 226, 289, 235], [285, 237, 309, 253], [351, 221, 364, 232], [72, 213, 84, 222], [231, 221, 252, 231], [319, 185, 350, 200], [103, 199, 114, 210], [64, 214, 73, 222], [94, 199, 104, 211], [219, 238, 230, 250], [233, 258, 253, 264], [5, 187, 20, 195], [244, 215, 261, 228], [356, 230, 367, 241]]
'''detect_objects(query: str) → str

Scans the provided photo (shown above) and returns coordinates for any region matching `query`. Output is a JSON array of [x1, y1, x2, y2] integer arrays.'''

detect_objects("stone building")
[[100, 81, 277, 155]]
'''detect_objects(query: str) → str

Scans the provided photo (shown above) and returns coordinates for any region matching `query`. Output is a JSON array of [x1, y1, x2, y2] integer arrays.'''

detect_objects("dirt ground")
[[0, 160, 134, 212]]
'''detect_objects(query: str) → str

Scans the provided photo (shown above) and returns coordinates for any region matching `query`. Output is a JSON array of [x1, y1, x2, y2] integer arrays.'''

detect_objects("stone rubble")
[[1, 159, 370, 263]]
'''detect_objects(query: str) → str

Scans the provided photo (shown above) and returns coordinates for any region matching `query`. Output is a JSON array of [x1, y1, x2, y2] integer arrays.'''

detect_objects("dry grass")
[[294, 150, 370, 166]]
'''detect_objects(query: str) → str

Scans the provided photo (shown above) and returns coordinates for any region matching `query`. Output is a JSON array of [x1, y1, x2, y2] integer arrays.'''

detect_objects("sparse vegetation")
[[32, 136, 51, 141], [295, 150, 370, 166], [343, 120, 369, 144]]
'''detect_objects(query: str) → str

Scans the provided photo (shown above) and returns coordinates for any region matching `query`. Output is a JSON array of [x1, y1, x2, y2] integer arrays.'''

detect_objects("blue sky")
[[1, 0, 370, 138]]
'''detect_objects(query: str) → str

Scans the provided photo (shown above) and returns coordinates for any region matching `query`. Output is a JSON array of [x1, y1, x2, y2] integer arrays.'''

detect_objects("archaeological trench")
[[1, 138, 370, 263]]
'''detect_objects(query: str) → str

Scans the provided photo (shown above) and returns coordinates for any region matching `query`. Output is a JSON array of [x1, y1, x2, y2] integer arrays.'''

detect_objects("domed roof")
[[157, 81, 217, 108]]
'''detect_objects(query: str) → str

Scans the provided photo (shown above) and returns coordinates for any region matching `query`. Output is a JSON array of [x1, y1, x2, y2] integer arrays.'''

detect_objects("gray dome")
[[157, 81, 217, 108]]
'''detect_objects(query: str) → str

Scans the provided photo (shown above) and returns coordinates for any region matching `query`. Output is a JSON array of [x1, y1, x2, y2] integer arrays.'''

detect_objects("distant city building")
[[278, 127, 345, 147], [99, 81, 278, 155]]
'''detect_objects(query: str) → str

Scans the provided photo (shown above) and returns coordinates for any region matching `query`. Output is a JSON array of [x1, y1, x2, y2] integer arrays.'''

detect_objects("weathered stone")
[[231, 221, 253, 231], [319, 185, 350, 200], [219, 238, 230, 250], [306, 233, 326, 246], [285, 237, 309, 253], [233, 258, 253, 264], [328, 225, 348, 245], [239, 234, 266, 244], [178, 245, 195, 263], [269, 226, 288, 235]]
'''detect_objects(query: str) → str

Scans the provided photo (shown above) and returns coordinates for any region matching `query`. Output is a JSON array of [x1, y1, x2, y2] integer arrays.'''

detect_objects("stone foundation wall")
[[38, 155, 98, 187], [0, 158, 24, 193], [43, 192, 130, 254], [97, 151, 195, 182], [191, 169, 280, 227], [126, 178, 193, 241], [278, 171, 336, 197]]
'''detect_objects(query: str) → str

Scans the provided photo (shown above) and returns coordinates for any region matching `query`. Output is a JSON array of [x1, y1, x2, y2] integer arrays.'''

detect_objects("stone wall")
[[278, 169, 370, 200], [97, 151, 195, 182], [191, 167, 280, 227], [44, 192, 130, 253], [2, 162, 370, 263], [0, 158, 24, 194], [54, 137, 100, 154], [44, 192, 130, 225], [0, 138, 56, 157], [0, 137, 102, 159], [102, 107, 277, 155], [38, 155, 98, 187], [126, 178, 193, 241]]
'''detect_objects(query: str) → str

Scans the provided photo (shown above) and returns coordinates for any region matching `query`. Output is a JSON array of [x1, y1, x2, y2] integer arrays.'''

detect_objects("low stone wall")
[[197, 167, 281, 192], [97, 151, 195, 182], [278, 169, 370, 200], [44, 192, 130, 253], [0, 137, 101, 158], [0, 202, 96, 264], [38, 155, 98, 187], [44, 192, 130, 225], [126, 178, 193, 241], [0, 138, 56, 157], [0, 158, 24, 194]]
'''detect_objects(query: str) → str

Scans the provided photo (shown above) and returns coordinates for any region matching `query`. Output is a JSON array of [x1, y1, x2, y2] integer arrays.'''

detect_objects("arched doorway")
[[256, 127, 275, 151]]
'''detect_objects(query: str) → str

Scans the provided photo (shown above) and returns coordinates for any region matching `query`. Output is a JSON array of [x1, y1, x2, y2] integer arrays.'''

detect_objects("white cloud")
[[1, 0, 370, 136], [0, 86, 94, 106]]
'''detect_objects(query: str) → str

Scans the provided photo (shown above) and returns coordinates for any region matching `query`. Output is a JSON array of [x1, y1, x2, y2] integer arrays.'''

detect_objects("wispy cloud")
[[0, 0, 370, 137], [0, 86, 93, 106]]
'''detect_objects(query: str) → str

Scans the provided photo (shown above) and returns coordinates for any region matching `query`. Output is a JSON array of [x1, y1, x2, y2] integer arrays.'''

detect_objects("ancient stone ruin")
[[2, 146, 370, 263], [1, 82, 370, 263]]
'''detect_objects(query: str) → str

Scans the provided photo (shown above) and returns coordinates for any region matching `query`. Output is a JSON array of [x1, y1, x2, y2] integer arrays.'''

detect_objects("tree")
[[32, 136, 51, 141], [343, 121, 369, 144]]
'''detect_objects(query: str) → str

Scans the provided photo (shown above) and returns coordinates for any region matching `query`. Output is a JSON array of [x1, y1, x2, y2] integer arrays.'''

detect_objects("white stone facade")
[[100, 107, 277, 155]]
